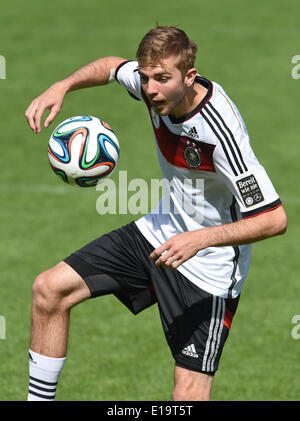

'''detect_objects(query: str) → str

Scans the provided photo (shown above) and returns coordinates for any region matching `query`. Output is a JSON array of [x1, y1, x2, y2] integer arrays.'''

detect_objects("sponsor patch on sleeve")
[[236, 174, 264, 207]]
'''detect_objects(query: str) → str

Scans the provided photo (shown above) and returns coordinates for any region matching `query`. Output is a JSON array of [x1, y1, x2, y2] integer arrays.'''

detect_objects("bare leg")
[[30, 261, 91, 357], [172, 365, 214, 401]]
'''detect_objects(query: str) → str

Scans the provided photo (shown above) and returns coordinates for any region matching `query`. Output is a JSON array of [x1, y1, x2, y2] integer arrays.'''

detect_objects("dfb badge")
[[184, 146, 201, 168]]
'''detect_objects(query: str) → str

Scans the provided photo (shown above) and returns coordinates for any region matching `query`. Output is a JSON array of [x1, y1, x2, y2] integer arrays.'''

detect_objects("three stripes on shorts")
[[202, 296, 226, 372]]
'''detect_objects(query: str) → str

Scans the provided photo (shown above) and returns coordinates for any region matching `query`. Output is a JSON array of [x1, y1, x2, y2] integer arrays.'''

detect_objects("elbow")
[[276, 220, 287, 236], [278, 216, 288, 235], [274, 207, 288, 236]]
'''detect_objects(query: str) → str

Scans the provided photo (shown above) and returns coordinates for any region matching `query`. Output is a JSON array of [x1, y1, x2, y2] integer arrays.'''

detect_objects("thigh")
[[64, 222, 158, 314], [152, 271, 240, 375]]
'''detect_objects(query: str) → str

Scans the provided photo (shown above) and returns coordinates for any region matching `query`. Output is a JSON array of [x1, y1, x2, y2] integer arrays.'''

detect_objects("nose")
[[145, 79, 159, 97]]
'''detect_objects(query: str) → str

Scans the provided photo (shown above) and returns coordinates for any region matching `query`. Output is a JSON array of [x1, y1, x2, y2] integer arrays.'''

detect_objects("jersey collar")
[[168, 76, 213, 124]]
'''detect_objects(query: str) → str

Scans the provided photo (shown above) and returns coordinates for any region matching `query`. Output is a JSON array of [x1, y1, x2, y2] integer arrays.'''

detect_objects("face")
[[139, 56, 194, 117]]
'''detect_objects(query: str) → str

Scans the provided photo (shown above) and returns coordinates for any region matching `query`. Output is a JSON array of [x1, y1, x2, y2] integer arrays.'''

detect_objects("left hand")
[[149, 231, 203, 269]]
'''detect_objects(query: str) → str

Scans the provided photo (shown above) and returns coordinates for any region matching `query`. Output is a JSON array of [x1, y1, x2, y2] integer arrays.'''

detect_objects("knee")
[[173, 365, 213, 401], [172, 385, 186, 401], [32, 270, 67, 314], [172, 380, 212, 401], [172, 385, 210, 401]]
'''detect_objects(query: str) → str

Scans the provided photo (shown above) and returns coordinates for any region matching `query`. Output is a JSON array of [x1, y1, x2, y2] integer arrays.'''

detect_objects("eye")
[[139, 74, 148, 84], [157, 75, 170, 84]]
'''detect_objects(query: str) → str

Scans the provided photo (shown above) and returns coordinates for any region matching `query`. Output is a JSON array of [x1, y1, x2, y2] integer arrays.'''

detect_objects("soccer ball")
[[48, 115, 120, 187]]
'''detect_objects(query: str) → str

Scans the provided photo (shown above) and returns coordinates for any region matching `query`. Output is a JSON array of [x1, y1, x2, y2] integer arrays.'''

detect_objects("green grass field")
[[0, 0, 299, 401]]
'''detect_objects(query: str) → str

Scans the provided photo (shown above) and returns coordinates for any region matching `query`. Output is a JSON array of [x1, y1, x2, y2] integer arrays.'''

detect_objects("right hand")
[[25, 81, 68, 133]]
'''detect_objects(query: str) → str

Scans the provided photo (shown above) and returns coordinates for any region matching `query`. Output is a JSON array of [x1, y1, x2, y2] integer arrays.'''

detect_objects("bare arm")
[[150, 205, 288, 269], [25, 56, 126, 133]]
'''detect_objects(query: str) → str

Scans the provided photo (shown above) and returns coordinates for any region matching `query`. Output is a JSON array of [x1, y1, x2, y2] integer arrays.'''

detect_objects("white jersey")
[[115, 61, 281, 298]]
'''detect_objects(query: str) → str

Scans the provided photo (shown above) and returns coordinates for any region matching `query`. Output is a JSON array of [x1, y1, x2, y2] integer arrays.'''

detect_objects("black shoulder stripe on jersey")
[[207, 102, 248, 173], [200, 109, 239, 176], [202, 105, 245, 176]]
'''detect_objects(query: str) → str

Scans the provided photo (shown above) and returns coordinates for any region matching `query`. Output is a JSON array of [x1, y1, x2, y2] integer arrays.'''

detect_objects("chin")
[[156, 110, 169, 116], [156, 105, 172, 116]]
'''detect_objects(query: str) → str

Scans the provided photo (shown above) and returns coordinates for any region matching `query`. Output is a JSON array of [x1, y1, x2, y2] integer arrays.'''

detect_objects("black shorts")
[[64, 221, 240, 375]]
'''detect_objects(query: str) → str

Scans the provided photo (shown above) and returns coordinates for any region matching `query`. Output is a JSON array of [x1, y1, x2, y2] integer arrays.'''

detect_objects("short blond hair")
[[136, 26, 198, 75]]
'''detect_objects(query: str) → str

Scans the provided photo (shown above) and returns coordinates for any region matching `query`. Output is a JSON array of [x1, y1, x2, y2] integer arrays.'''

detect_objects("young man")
[[25, 26, 287, 401]]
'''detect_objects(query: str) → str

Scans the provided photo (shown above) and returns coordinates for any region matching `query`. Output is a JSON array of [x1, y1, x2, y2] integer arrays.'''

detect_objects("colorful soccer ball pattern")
[[48, 115, 120, 187]]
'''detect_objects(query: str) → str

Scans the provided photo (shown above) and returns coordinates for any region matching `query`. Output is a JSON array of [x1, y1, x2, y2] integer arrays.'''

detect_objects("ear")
[[184, 68, 198, 87]]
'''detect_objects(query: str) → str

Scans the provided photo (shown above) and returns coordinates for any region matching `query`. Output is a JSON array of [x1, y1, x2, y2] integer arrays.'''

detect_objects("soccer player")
[[25, 26, 287, 401]]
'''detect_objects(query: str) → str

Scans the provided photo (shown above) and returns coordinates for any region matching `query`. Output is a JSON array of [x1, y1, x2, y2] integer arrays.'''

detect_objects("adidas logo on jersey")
[[187, 126, 199, 139], [181, 344, 199, 358]]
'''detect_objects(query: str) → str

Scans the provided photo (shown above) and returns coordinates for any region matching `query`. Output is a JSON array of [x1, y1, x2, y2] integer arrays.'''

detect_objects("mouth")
[[151, 100, 165, 109]]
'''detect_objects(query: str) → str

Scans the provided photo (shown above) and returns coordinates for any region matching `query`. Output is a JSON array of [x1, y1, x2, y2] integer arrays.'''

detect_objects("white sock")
[[27, 349, 66, 401]]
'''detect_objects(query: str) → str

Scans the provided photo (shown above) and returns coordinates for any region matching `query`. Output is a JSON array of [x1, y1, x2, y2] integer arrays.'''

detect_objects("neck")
[[171, 82, 208, 119]]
